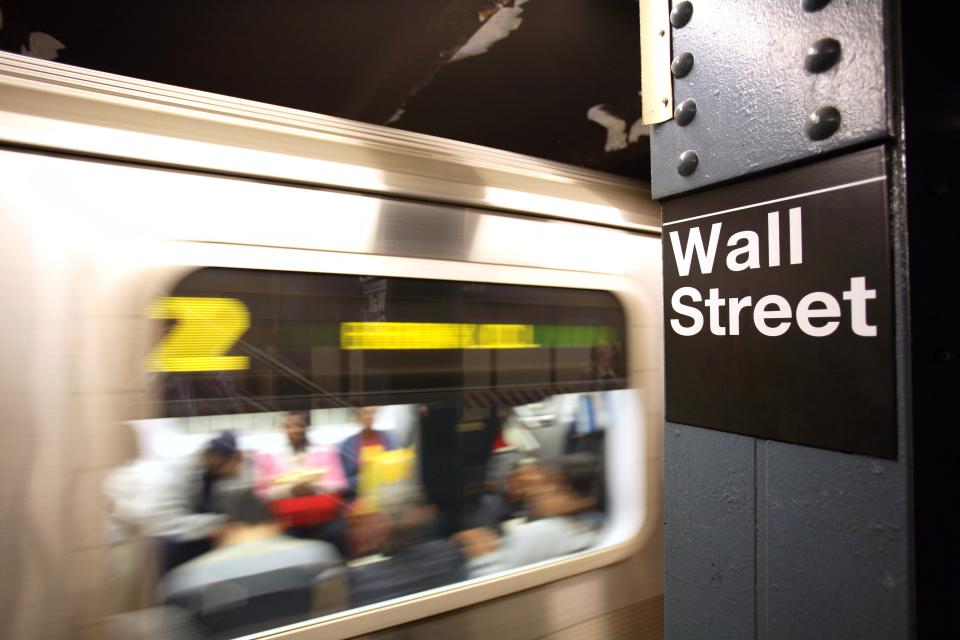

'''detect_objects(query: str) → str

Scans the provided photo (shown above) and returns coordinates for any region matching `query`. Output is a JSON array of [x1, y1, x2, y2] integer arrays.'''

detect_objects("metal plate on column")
[[662, 146, 895, 458], [650, 0, 889, 199]]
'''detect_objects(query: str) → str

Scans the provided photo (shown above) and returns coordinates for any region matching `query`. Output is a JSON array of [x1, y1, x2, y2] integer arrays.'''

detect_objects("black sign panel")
[[662, 146, 895, 458]]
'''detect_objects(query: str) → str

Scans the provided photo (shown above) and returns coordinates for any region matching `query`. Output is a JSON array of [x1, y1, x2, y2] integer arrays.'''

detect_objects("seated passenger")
[[255, 410, 349, 554], [456, 453, 603, 578], [161, 490, 346, 638], [338, 406, 395, 497], [255, 411, 347, 500], [347, 482, 464, 608], [469, 455, 544, 534], [148, 431, 248, 572]]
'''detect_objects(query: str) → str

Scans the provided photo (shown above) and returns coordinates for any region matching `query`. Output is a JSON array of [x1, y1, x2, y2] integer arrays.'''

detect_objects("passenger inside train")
[[160, 489, 346, 637], [105, 397, 621, 635], [101, 268, 632, 637], [254, 410, 348, 555], [150, 431, 249, 573], [339, 406, 397, 498], [457, 452, 603, 578], [347, 480, 465, 609], [468, 454, 540, 532]]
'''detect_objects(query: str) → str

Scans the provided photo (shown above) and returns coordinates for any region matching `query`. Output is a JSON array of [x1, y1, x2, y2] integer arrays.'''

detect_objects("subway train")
[[0, 50, 664, 640]]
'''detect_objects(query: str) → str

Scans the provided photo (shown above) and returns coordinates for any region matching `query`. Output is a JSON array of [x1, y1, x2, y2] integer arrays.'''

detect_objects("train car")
[[0, 50, 664, 640]]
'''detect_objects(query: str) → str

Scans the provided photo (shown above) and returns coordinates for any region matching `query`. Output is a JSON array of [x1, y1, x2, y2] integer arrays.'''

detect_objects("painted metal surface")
[[650, 0, 890, 199], [666, 416, 912, 640], [657, 2, 913, 637], [759, 440, 910, 639], [664, 423, 754, 640], [661, 180, 913, 635]]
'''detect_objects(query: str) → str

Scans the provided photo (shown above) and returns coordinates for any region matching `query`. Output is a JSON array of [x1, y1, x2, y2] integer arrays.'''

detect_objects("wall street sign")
[[662, 146, 896, 458]]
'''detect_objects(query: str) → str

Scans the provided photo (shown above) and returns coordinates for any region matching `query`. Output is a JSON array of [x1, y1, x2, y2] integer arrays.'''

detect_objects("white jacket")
[[466, 515, 600, 578]]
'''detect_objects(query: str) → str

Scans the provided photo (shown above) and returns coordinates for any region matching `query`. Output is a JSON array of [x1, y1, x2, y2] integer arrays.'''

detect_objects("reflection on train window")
[[107, 269, 630, 639]]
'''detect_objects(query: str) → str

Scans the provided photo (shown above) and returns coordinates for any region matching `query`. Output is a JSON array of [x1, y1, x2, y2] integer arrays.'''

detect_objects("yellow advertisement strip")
[[340, 322, 538, 350]]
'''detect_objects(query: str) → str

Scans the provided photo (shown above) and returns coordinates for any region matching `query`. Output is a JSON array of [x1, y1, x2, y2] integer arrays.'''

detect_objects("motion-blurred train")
[[0, 50, 664, 640]]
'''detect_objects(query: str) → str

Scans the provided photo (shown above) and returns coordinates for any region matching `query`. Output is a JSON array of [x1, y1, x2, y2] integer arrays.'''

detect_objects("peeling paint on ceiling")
[[588, 104, 631, 152], [587, 101, 649, 152], [449, 0, 530, 62], [20, 31, 64, 60], [0, 0, 648, 179]]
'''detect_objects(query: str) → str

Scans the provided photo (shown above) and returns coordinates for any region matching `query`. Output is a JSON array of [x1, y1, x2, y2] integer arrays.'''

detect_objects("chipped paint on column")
[[650, 0, 889, 198]]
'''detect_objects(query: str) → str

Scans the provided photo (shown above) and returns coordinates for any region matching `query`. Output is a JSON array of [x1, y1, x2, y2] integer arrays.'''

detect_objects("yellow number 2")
[[146, 297, 251, 372]]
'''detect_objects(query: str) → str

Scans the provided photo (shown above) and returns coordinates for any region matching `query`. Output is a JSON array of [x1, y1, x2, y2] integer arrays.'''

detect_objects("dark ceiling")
[[0, 0, 649, 179]]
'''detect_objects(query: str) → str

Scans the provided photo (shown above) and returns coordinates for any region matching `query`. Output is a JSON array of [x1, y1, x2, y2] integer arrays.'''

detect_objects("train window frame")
[[132, 248, 655, 640]]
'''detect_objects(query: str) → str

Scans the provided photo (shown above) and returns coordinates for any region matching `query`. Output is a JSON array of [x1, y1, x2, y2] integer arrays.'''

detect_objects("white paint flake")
[[21, 32, 66, 60], [587, 104, 628, 152], [628, 119, 650, 143], [449, 0, 530, 63]]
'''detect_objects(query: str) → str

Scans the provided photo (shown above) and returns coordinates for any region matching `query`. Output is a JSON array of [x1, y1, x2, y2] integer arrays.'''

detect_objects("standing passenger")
[[338, 406, 395, 497], [338, 406, 397, 557], [149, 431, 247, 572], [580, 341, 621, 390]]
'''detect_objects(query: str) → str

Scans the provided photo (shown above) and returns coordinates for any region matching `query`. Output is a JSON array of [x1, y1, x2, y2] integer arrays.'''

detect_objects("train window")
[[108, 268, 631, 638]]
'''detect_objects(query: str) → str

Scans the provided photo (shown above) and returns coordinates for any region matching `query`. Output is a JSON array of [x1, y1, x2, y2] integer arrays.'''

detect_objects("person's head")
[[356, 406, 377, 433], [593, 341, 617, 369], [486, 450, 522, 496], [530, 453, 602, 518], [224, 489, 275, 527], [504, 459, 547, 504], [203, 431, 242, 477], [217, 489, 282, 544], [282, 410, 310, 451]]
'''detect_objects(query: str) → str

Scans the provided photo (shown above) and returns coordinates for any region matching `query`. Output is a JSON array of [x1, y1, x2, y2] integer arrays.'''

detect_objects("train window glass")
[[107, 268, 630, 637]]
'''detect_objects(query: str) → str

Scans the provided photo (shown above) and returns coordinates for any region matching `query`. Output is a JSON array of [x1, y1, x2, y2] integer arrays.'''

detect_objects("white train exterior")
[[0, 51, 664, 640]]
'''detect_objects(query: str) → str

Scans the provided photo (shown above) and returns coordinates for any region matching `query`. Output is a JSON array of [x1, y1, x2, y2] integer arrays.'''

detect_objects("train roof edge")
[[0, 51, 660, 233]]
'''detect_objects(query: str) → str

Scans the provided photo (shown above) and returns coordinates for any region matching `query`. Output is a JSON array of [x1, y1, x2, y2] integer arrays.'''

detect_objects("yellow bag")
[[355, 446, 416, 514]]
